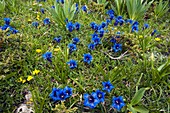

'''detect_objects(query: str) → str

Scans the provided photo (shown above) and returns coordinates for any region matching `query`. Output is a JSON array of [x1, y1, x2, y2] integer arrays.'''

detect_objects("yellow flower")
[[33, 69, 40, 75], [22, 79, 26, 83], [54, 48, 60, 52], [28, 19, 32, 22], [27, 76, 33, 81], [18, 77, 26, 83], [155, 38, 161, 41], [33, 2, 37, 5], [36, 49, 42, 53], [30, 98, 33, 102], [139, 35, 143, 38], [36, 15, 40, 20]]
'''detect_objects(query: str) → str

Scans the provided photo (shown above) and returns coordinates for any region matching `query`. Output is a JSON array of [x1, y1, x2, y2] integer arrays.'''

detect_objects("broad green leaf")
[[133, 106, 149, 113], [127, 104, 137, 113], [131, 88, 149, 105]]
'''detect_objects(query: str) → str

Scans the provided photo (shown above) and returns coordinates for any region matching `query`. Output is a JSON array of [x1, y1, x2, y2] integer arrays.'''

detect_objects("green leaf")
[[131, 88, 149, 105], [133, 106, 149, 113], [127, 104, 137, 113]]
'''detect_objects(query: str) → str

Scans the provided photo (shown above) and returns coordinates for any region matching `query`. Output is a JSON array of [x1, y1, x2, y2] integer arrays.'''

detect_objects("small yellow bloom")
[[139, 35, 143, 38], [30, 98, 33, 102], [33, 2, 37, 5], [155, 38, 161, 41], [18, 77, 23, 82], [54, 48, 60, 52], [36, 15, 40, 20], [36, 49, 42, 53], [33, 69, 40, 75], [18, 77, 26, 83], [22, 79, 26, 83], [27, 76, 33, 81], [28, 19, 32, 22]]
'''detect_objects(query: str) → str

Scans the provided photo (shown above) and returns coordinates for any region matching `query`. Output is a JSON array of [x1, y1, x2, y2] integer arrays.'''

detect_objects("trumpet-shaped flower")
[[95, 90, 105, 103], [112, 43, 122, 53], [83, 53, 93, 64], [102, 81, 114, 93], [67, 60, 77, 69], [83, 92, 99, 109], [43, 18, 50, 25], [66, 22, 74, 32], [42, 52, 52, 62], [72, 37, 80, 44], [112, 96, 125, 111], [68, 43, 77, 53], [64, 86, 73, 98]]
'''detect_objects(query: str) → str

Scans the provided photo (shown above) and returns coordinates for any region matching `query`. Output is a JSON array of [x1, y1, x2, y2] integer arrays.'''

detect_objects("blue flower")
[[102, 81, 114, 93], [83, 92, 99, 109], [109, 14, 115, 20], [88, 43, 95, 50], [106, 19, 111, 25], [74, 22, 81, 30], [83, 53, 93, 64], [75, 3, 79, 12], [119, 19, 125, 26], [66, 22, 74, 32], [60, 0, 64, 4], [95, 90, 105, 103], [131, 25, 139, 32], [143, 23, 149, 29], [4, 18, 10, 25], [126, 19, 133, 24], [112, 96, 125, 111], [42, 52, 52, 62], [107, 9, 114, 16], [114, 19, 119, 26], [101, 22, 107, 28], [132, 21, 139, 26], [72, 37, 80, 44], [110, 38, 116, 43], [11, 28, 19, 34], [67, 59, 77, 69], [64, 86, 73, 98], [151, 29, 157, 36], [91, 34, 101, 45], [43, 18, 50, 25], [51, 5, 55, 9], [49, 88, 62, 101], [32, 22, 39, 28], [1, 24, 10, 30], [40, 8, 45, 14], [98, 28, 104, 37], [82, 5, 87, 12], [112, 43, 122, 52], [68, 43, 77, 53], [90, 22, 98, 30], [54, 36, 62, 43]]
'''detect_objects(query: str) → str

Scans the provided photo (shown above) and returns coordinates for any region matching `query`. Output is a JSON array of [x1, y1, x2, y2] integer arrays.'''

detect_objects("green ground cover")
[[0, 0, 169, 113]]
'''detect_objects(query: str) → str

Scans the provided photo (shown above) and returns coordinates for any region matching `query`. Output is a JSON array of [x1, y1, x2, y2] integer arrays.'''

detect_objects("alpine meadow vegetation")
[[0, 0, 169, 113]]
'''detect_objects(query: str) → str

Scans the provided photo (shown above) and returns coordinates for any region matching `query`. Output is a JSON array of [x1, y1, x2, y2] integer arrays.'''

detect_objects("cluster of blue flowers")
[[32, 18, 50, 28], [66, 21, 81, 32], [0, 18, 19, 35], [83, 81, 125, 111], [66, 53, 93, 69], [49, 86, 73, 101]]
